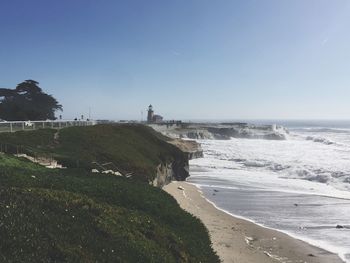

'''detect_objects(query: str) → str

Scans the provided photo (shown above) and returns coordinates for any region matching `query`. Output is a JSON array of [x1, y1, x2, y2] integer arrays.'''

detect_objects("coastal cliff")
[[0, 123, 197, 189], [152, 136, 203, 188], [168, 138, 204, 159], [0, 124, 192, 184], [152, 157, 190, 188], [0, 124, 219, 262]]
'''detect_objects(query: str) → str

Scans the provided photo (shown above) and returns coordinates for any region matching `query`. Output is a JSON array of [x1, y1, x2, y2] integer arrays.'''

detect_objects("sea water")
[[187, 121, 350, 262]]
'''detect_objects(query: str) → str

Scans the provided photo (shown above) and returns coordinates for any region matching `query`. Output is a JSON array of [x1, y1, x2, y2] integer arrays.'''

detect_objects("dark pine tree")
[[0, 80, 62, 121]]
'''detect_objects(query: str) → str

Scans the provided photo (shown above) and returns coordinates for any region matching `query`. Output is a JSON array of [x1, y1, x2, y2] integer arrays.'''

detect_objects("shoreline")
[[196, 185, 348, 262], [164, 181, 344, 263]]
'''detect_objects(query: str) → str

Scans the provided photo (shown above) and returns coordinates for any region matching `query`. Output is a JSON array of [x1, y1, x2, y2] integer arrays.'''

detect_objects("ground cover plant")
[[0, 124, 188, 181], [0, 126, 219, 262]]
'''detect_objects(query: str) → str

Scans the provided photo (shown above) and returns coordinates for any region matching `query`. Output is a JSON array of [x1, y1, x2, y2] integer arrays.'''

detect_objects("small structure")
[[152, 115, 163, 123], [147, 104, 154, 123], [147, 104, 163, 123]]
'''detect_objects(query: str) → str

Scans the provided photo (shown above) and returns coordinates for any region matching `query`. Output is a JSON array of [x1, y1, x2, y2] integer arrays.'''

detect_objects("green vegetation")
[[0, 80, 62, 121], [0, 124, 188, 181], [0, 125, 219, 262]]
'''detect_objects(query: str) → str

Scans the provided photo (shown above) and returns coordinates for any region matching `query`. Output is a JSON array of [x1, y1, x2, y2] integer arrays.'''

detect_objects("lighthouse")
[[147, 104, 154, 123], [147, 104, 163, 123]]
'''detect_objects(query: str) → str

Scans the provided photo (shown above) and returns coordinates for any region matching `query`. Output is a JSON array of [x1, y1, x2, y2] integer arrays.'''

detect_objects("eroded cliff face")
[[148, 127, 202, 188], [187, 150, 203, 159], [152, 163, 173, 188], [152, 138, 204, 188], [168, 139, 204, 159], [152, 159, 189, 188]]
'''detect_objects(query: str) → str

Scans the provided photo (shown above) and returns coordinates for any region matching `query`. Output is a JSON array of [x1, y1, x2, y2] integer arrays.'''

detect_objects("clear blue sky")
[[1, 0, 350, 120]]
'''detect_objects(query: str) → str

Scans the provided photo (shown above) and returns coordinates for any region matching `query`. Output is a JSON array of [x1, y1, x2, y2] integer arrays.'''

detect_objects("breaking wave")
[[306, 136, 335, 145], [237, 158, 350, 186], [189, 122, 350, 262]]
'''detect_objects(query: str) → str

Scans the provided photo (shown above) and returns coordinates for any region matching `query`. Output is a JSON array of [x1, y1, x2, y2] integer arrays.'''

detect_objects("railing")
[[91, 161, 132, 177], [0, 120, 96, 133]]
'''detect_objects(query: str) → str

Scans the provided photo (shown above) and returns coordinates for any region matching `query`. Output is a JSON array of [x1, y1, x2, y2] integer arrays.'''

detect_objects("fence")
[[0, 141, 65, 169], [0, 120, 96, 133]]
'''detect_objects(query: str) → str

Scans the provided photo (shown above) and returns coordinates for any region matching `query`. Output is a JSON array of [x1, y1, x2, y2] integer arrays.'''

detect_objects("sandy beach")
[[164, 181, 343, 263]]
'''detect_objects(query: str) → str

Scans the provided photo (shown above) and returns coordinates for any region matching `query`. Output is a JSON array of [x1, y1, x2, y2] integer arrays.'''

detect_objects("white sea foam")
[[191, 131, 350, 192], [306, 135, 335, 145], [187, 124, 350, 262], [188, 181, 349, 262]]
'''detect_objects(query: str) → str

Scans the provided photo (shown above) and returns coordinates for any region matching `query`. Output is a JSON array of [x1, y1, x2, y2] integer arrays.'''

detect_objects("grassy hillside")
[[0, 125, 219, 262], [0, 153, 219, 262], [0, 124, 188, 181]]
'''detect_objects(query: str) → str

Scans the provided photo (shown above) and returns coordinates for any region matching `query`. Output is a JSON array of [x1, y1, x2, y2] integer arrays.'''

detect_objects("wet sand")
[[163, 181, 343, 263]]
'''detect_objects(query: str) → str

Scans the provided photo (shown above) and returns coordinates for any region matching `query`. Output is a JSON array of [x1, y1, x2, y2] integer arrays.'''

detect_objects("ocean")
[[187, 120, 350, 262]]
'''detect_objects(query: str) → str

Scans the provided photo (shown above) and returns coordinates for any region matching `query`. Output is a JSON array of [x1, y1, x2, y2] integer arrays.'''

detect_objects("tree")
[[0, 80, 62, 121]]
